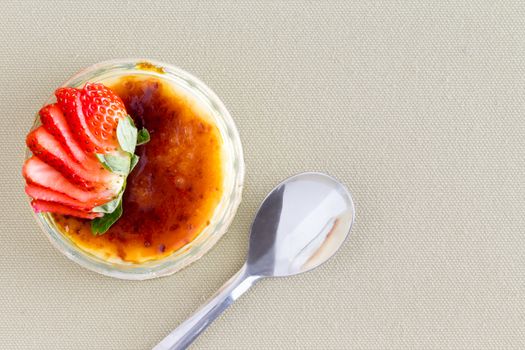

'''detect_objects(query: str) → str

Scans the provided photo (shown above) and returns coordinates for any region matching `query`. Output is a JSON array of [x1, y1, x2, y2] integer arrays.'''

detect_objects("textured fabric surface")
[[1, 1, 525, 349]]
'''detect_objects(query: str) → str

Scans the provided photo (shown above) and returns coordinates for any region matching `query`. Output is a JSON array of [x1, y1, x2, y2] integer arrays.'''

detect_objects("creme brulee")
[[53, 75, 223, 263]]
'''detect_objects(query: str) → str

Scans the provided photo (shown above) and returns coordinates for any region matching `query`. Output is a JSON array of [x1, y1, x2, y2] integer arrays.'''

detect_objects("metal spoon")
[[154, 172, 355, 350]]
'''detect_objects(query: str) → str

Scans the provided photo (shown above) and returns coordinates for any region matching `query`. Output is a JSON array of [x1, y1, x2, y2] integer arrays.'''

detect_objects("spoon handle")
[[153, 264, 260, 350]]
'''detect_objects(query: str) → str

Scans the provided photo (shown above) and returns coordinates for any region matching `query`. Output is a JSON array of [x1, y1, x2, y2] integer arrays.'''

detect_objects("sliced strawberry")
[[31, 200, 102, 219], [25, 83, 134, 223], [56, 87, 106, 153], [56, 85, 126, 154], [39, 103, 121, 177], [26, 125, 118, 189], [23, 156, 119, 207], [27, 126, 94, 190], [25, 183, 94, 210], [39, 103, 89, 164], [80, 82, 127, 151]]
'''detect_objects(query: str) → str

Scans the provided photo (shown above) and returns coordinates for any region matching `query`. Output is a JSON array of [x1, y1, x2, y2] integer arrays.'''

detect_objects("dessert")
[[24, 64, 231, 265]]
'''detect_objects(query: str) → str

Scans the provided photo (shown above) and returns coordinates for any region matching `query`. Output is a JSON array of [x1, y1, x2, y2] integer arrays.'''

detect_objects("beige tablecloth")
[[2, 1, 525, 349]]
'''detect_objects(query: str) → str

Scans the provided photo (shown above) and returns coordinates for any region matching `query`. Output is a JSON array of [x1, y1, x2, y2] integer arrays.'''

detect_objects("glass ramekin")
[[25, 59, 245, 280]]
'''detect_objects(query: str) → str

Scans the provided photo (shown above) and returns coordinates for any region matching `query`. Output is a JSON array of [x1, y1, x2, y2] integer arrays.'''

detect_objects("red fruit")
[[39, 103, 89, 164], [31, 200, 102, 219], [23, 156, 116, 207], [55, 84, 127, 154], [55, 87, 103, 153], [39, 103, 119, 176], [81, 82, 127, 149], [26, 126, 94, 190], [25, 82, 130, 220], [26, 126, 117, 190], [25, 183, 93, 210]]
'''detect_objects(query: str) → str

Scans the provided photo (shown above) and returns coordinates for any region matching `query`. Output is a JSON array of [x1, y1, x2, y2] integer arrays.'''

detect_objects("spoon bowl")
[[155, 172, 355, 350], [248, 172, 354, 277]]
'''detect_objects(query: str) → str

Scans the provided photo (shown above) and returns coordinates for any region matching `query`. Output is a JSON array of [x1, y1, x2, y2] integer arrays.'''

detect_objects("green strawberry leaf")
[[91, 180, 126, 233], [117, 116, 138, 154], [105, 153, 130, 174], [137, 128, 150, 145], [95, 154, 112, 171], [90, 117, 151, 235], [91, 200, 123, 235], [92, 178, 126, 214], [92, 193, 122, 214], [130, 154, 140, 172], [92, 197, 120, 214]]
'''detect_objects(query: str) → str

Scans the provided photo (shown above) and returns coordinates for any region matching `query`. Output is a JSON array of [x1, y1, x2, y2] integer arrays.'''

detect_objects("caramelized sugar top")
[[53, 75, 224, 263]]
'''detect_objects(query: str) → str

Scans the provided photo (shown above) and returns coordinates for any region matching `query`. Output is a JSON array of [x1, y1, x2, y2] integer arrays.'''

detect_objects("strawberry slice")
[[23, 156, 120, 207], [81, 82, 127, 150], [39, 103, 121, 177], [39, 103, 90, 164], [27, 126, 95, 190], [25, 183, 94, 210], [56, 84, 126, 154], [55, 87, 105, 153], [31, 200, 102, 219]]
